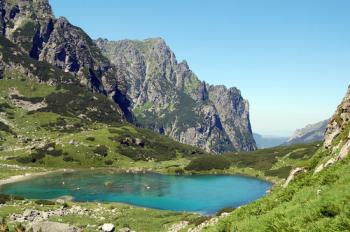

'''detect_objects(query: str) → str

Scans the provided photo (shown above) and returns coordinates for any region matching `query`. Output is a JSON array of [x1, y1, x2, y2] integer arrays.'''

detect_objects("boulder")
[[31, 221, 81, 232], [101, 223, 115, 232]]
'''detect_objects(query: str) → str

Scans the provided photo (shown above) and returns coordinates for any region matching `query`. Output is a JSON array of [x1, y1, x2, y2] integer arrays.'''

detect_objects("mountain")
[[253, 133, 288, 148], [0, 0, 256, 153], [0, 0, 131, 120], [285, 119, 329, 145], [205, 89, 350, 231], [96, 38, 256, 153], [0, 0, 206, 167]]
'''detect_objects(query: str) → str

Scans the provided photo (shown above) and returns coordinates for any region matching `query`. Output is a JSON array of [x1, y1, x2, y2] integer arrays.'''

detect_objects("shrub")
[[86, 137, 95, 142], [216, 207, 236, 216], [320, 204, 340, 218], [185, 155, 231, 171], [105, 160, 113, 165], [93, 145, 108, 157], [189, 216, 211, 226], [35, 200, 55, 205], [63, 156, 74, 162]]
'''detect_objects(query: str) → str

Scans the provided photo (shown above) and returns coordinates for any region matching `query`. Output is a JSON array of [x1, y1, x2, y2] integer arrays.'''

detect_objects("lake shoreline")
[[0, 169, 75, 187], [0, 166, 277, 189]]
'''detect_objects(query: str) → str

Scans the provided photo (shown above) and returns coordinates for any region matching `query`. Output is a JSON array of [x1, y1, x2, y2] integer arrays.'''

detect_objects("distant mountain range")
[[253, 133, 288, 148], [285, 119, 329, 145], [254, 119, 329, 148]]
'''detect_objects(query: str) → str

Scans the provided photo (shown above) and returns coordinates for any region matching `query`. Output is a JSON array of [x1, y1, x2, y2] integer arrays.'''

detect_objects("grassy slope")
[[202, 132, 350, 231], [185, 142, 321, 183]]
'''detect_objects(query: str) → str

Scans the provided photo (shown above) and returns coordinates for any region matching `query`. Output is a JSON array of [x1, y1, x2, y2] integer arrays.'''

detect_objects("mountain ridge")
[[285, 119, 328, 145], [96, 38, 256, 153], [0, 0, 256, 153]]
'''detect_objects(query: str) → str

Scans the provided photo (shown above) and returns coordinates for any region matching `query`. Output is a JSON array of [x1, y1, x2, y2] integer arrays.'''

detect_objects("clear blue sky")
[[49, 0, 350, 136]]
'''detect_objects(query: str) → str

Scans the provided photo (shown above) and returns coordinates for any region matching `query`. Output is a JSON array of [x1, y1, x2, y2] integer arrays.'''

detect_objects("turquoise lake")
[[0, 172, 271, 215]]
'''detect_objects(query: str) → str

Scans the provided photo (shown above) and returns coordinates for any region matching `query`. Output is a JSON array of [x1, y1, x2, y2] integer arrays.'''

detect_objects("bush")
[[320, 204, 340, 218], [185, 155, 231, 171], [189, 216, 211, 226], [105, 160, 113, 165], [63, 156, 74, 162], [216, 207, 236, 216], [93, 145, 108, 157], [35, 200, 55, 205], [86, 137, 95, 142]]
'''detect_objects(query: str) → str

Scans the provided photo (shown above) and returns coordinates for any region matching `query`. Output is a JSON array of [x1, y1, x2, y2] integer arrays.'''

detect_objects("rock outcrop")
[[0, 0, 131, 120], [286, 119, 329, 145], [315, 86, 350, 173], [283, 167, 306, 188], [96, 38, 256, 153]]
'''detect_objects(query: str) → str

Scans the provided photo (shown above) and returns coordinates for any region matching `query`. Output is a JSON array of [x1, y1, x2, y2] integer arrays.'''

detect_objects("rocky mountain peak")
[[0, 0, 132, 121], [97, 39, 257, 153]]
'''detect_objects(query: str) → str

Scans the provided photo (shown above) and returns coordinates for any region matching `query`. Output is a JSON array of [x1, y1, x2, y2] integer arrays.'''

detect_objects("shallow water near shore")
[[0, 171, 271, 215]]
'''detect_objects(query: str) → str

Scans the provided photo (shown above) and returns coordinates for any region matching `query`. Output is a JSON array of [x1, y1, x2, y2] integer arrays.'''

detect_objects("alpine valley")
[[0, 0, 349, 232]]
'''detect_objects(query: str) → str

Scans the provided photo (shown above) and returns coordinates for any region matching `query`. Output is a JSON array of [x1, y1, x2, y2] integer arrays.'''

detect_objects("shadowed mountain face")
[[0, 0, 131, 120], [286, 120, 329, 145], [0, 0, 256, 153], [96, 38, 256, 153]]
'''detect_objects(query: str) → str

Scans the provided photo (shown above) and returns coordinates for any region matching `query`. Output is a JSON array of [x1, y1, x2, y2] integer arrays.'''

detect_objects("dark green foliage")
[[225, 142, 320, 174], [10, 95, 44, 104], [40, 117, 85, 133], [0, 194, 24, 203], [216, 207, 236, 216], [134, 88, 200, 134], [320, 204, 340, 218], [104, 160, 113, 165], [93, 145, 108, 157], [0, 122, 11, 134], [86, 137, 95, 141], [63, 155, 74, 162], [185, 155, 231, 171], [16, 143, 64, 163], [112, 127, 204, 161], [188, 216, 212, 226], [12, 20, 37, 51], [0, 36, 74, 83], [0, 194, 10, 203], [265, 166, 293, 179], [37, 85, 121, 125], [173, 167, 184, 174], [34, 200, 55, 205], [0, 103, 12, 112]]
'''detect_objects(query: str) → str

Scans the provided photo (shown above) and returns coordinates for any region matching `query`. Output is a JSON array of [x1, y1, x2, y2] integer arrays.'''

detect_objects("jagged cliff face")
[[323, 86, 350, 150], [0, 0, 256, 153], [96, 38, 256, 153], [315, 86, 350, 173], [0, 0, 131, 120]]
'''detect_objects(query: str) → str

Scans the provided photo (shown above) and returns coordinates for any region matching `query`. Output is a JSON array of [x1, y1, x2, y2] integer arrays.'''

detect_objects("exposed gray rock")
[[0, 0, 131, 121], [283, 167, 306, 188], [96, 38, 256, 153], [315, 86, 350, 173], [31, 221, 81, 232], [101, 223, 115, 232], [286, 119, 329, 145]]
